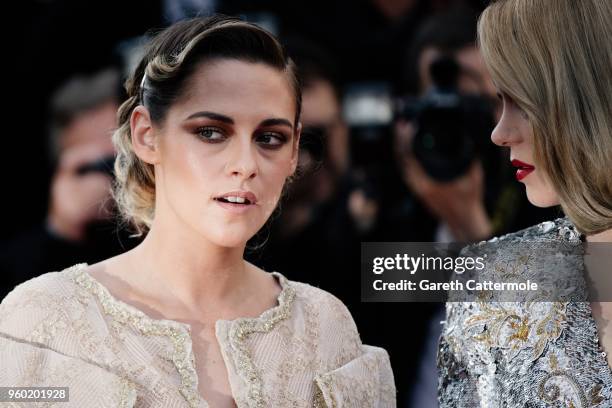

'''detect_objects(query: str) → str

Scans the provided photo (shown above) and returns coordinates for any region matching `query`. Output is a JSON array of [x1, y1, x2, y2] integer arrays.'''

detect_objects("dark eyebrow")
[[185, 112, 293, 129], [185, 111, 234, 124], [259, 118, 294, 129]]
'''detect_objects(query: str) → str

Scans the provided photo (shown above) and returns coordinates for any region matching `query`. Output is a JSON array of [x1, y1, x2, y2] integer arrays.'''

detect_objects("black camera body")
[[342, 82, 396, 170], [397, 57, 495, 182]]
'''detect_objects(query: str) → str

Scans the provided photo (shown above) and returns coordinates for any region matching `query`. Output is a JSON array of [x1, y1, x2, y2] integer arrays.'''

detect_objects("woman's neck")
[[585, 227, 612, 369], [125, 218, 252, 315], [586, 227, 612, 243]]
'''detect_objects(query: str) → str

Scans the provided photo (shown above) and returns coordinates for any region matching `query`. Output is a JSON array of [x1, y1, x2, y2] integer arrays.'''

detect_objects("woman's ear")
[[130, 105, 160, 165], [289, 122, 302, 175]]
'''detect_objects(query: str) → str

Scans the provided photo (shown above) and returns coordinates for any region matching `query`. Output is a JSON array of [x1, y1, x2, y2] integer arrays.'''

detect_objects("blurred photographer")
[[397, 55, 496, 242], [278, 38, 350, 237], [398, 5, 559, 243], [0, 68, 135, 297], [46, 69, 119, 242]]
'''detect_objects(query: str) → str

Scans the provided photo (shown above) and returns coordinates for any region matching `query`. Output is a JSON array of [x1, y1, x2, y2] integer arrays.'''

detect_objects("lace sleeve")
[[309, 289, 397, 407], [0, 333, 137, 407], [0, 272, 77, 344], [314, 344, 396, 407], [0, 275, 138, 407]]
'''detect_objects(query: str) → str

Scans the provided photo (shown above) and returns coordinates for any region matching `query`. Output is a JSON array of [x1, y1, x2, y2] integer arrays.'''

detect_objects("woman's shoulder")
[[277, 274, 396, 406], [452, 216, 585, 300], [0, 263, 139, 407], [280, 273, 394, 369], [463, 216, 581, 255], [288, 278, 350, 310], [0, 263, 94, 340], [281, 274, 360, 335], [0, 331, 138, 407], [443, 217, 585, 367], [1, 262, 85, 305], [274, 273, 363, 353], [0, 264, 141, 406]]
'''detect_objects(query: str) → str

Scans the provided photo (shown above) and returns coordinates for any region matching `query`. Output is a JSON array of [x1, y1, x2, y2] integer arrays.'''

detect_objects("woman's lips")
[[214, 197, 256, 214], [511, 159, 535, 181]]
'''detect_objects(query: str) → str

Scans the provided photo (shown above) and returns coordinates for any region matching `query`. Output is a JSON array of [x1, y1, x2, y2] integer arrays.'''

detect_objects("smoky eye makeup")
[[184, 110, 293, 149], [194, 126, 227, 142], [255, 130, 289, 149], [191, 124, 290, 149]]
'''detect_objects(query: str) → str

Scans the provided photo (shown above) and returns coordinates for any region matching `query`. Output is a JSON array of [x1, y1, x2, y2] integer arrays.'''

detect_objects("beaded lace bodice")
[[0, 263, 396, 407]]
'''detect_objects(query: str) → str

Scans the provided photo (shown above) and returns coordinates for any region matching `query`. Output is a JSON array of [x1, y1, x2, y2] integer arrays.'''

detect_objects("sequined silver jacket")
[[437, 217, 612, 407]]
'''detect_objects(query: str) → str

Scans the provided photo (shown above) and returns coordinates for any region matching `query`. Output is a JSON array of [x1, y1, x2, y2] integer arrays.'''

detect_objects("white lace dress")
[[0, 263, 396, 407]]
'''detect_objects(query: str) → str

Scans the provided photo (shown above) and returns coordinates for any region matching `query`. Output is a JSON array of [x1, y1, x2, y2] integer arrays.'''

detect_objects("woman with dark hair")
[[0, 16, 395, 407], [438, 0, 612, 406]]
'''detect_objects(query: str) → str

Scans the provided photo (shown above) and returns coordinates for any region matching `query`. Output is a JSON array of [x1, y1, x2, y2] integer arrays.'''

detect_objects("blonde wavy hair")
[[111, 16, 301, 238], [478, 0, 612, 234]]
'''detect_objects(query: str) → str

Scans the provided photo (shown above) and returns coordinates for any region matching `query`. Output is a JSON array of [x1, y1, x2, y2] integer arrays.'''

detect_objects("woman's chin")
[[212, 233, 250, 247], [525, 186, 560, 208], [210, 237, 250, 249], [204, 226, 258, 249]]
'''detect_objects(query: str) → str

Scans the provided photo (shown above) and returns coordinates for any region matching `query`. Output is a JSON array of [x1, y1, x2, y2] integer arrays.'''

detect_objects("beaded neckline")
[[68, 262, 292, 329], [67, 262, 296, 408]]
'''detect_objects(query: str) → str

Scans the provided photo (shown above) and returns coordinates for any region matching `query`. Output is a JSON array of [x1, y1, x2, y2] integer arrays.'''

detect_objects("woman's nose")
[[490, 109, 523, 147], [226, 137, 258, 180]]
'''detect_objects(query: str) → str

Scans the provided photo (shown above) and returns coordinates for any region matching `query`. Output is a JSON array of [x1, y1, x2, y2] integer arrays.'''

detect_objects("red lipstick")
[[511, 159, 535, 181]]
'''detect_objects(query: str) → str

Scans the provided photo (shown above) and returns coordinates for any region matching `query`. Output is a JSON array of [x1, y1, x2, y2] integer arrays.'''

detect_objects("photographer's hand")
[[396, 121, 492, 242], [47, 143, 115, 242], [348, 188, 379, 233]]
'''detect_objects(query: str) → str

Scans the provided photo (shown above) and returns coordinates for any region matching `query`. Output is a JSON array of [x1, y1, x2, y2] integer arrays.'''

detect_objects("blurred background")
[[1, 0, 562, 406]]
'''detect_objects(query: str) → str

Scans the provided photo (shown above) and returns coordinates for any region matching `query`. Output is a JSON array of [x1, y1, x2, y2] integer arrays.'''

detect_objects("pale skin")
[[492, 91, 612, 369], [86, 59, 301, 407]]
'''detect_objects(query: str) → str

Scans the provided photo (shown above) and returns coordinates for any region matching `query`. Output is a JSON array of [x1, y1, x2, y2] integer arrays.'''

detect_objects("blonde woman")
[[0, 16, 395, 407], [438, 0, 612, 406]]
